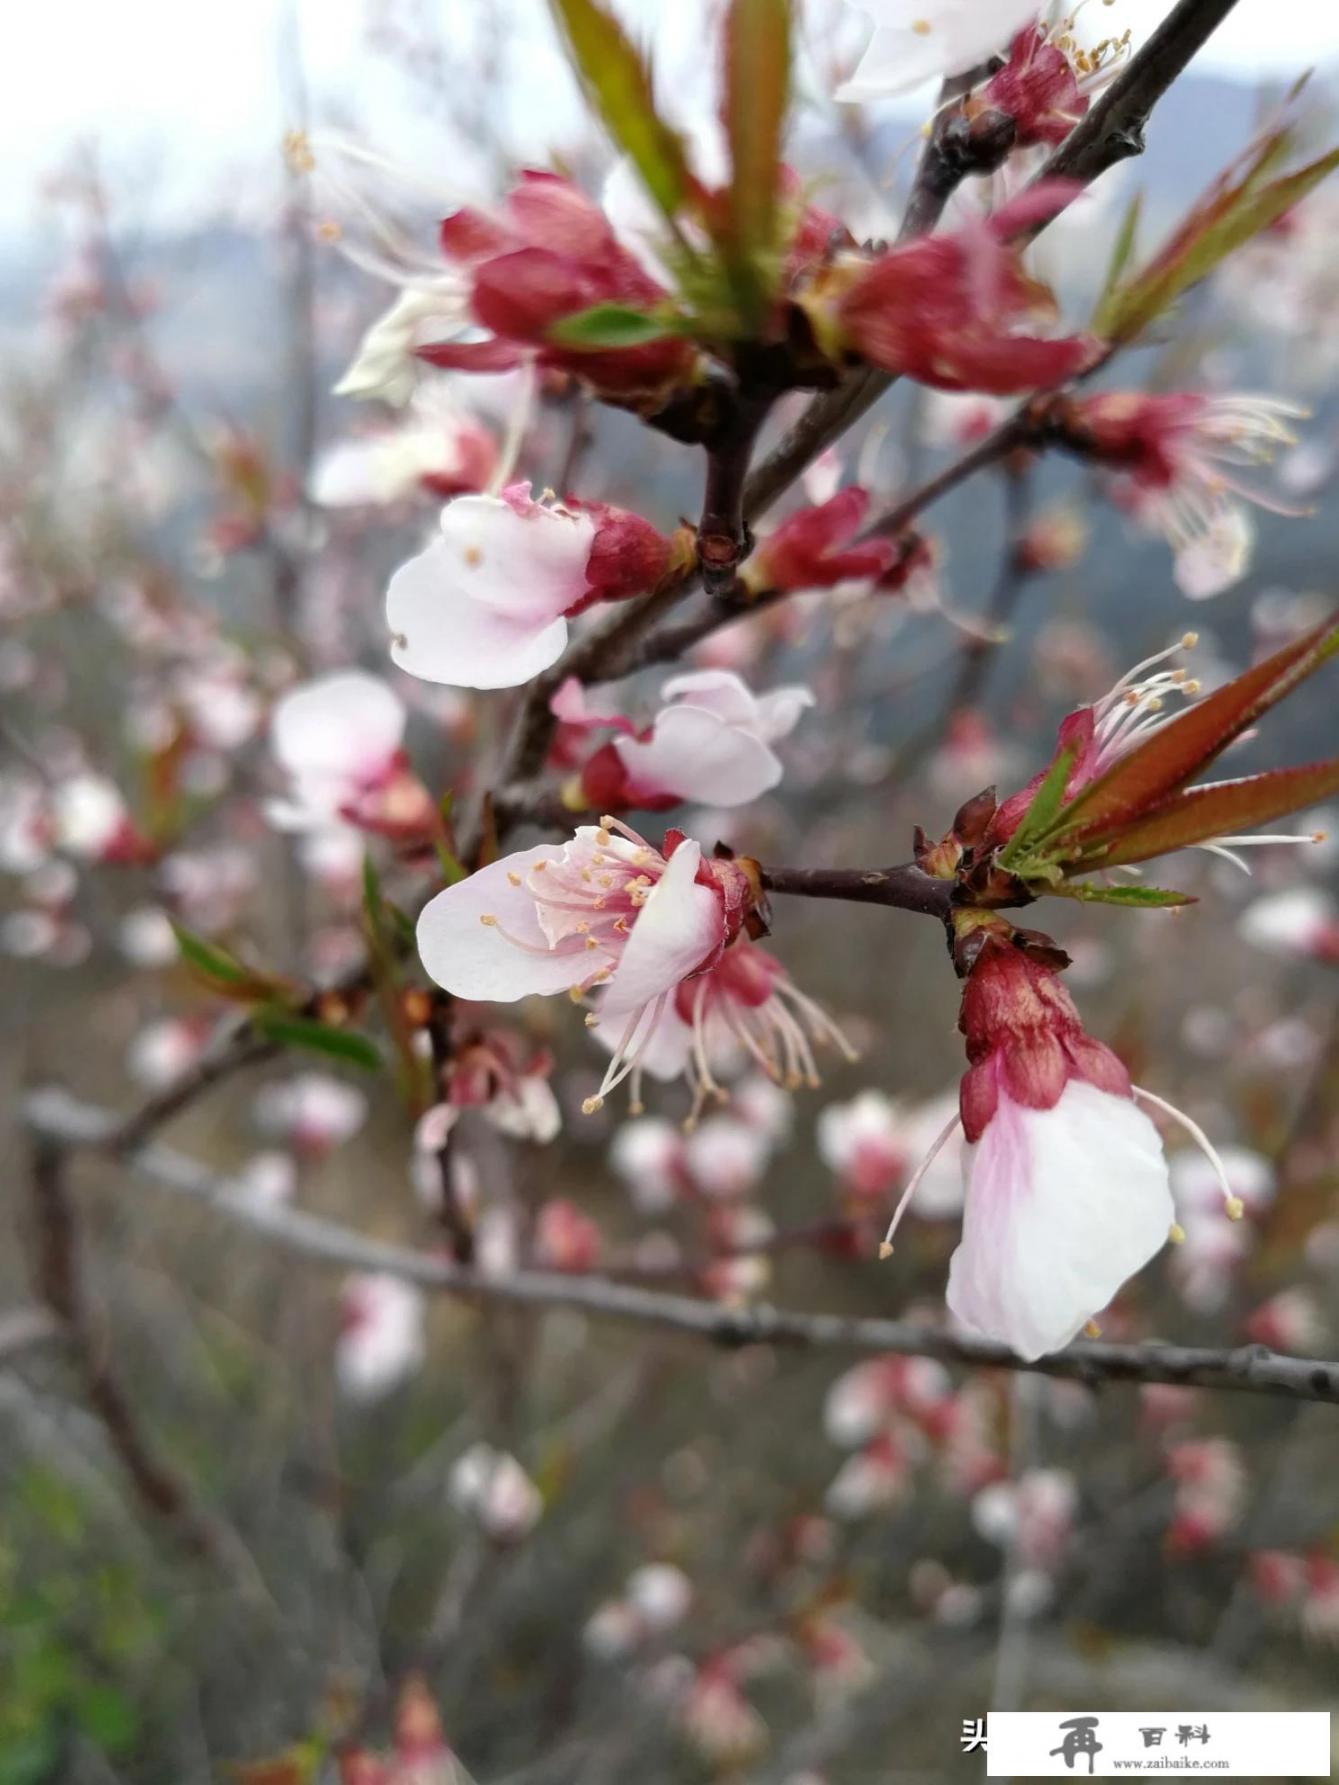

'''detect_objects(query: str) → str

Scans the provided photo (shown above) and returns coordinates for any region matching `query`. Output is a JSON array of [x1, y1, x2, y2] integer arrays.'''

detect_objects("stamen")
[[1132, 1085, 1244, 1221], [880, 1110, 962, 1258]]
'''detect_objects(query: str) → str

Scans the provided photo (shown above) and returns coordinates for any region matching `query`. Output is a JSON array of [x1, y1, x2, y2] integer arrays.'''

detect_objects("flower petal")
[[600, 840, 723, 1021], [272, 671, 405, 782], [615, 705, 784, 806], [416, 844, 590, 1000], [946, 1081, 1173, 1360], [387, 534, 570, 689]]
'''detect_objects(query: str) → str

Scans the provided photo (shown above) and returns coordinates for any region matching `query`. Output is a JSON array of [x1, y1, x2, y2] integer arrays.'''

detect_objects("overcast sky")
[[10, 0, 1339, 234]]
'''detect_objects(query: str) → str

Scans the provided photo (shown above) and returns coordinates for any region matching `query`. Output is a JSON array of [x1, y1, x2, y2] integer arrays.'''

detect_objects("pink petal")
[[387, 534, 569, 690], [615, 706, 783, 806], [600, 840, 723, 1022], [416, 844, 591, 1000], [272, 671, 405, 782]]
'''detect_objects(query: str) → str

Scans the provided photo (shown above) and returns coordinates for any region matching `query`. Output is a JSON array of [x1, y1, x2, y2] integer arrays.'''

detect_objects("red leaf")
[[1085, 759, 1339, 868], [1054, 615, 1339, 844]]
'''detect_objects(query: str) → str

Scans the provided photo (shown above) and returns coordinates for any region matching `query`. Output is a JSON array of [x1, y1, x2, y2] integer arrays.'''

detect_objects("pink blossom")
[[255, 1071, 368, 1156], [267, 669, 436, 841], [1165, 1437, 1246, 1554], [683, 1113, 773, 1200], [449, 1443, 543, 1542], [416, 819, 758, 1112], [823, 1356, 953, 1447], [816, 1090, 913, 1202], [825, 1430, 918, 1518], [310, 387, 497, 507], [590, 935, 855, 1119], [553, 669, 813, 811], [835, 0, 1041, 104], [1239, 887, 1339, 962], [53, 773, 152, 864], [891, 940, 1176, 1361], [741, 488, 902, 594], [387, 486, 671, 690], [336, 1273, 427, 1400], [834, 188, 1098, 395], [534, 1198, 603, 1271], [609, 1115, 688, 1214], [1063, 391, 1303, 598]]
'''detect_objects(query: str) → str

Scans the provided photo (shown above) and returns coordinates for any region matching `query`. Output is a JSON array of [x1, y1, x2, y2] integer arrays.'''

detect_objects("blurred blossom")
[[609, 1115, 688, 1214], [448, 1443, 543, 1542], [117, 904, 179, 967], [335, 1272, 427, 1401], [1238, 887, 1339, 962], [310, 384, 497, 508], [127, 1015, 209, 1089], [683, 1113, 773, 1199], [255, 1072, 368, 1155], [234, 1150, 298, 1210], [1165, 1438, 1246, 1554]]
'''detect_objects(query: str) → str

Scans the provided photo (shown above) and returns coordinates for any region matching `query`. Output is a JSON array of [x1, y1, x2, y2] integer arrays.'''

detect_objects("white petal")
[[660, 669, 762, 726], [436, 494, 594, 623], [747, 684, 816, 744], [387, 536, 569, 690], [947, 1081, 1174, 1361], [601, 841, 723, 1022], [1173, 506, 1254, 599], [836, 0, 1038, 102], [271, 671, 405, 783], [615, 706, 783, 806], [416, 844, 589, 1001]]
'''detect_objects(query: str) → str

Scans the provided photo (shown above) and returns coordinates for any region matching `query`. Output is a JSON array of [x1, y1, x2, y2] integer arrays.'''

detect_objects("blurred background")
[[4, 1, 1339, 1780]]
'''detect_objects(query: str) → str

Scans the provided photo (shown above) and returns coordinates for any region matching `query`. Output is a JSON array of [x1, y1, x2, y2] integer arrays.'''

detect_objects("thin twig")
[[24, 1089, 1339, 1408]]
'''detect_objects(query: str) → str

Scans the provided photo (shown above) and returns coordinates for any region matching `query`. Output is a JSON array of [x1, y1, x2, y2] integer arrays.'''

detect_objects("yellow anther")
[[480, 914, 498, 926], [1225, 1196, 1245, 1222], [1181, 631, 1199, 648], [1168, 1222, 1187, 1245], [581, 1095, 604, 1115], [878, 1241, 894, 1261], [1083, 1319, 1102, 1339], [507, 871, 522, 886]]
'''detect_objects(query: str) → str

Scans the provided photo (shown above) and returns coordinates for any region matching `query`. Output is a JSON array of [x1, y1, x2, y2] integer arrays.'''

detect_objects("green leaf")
[[171, 923, 283, 1002], [1091, 189, 1141, 325], [253, 1011, 382, 1072], [997, 742, 1078, 869], [1099, 129, 1339, 343], [549, 0, 693, 222], [435, 841, 468, 886], [548, 303, 672, 349], [719, 0, 792, 330], [171, 922, 254, 986], [1053, 614, 1339, 847], [1048, 880, 1196, 908], [1088, 759, 1339, 868]]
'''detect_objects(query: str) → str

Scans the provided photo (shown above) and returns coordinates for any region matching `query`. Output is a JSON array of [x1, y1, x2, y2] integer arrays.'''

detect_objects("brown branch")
[[26, 1130, 234, 1560], [25, 1089, 1339, 1408], [760, 861, 954, 920]]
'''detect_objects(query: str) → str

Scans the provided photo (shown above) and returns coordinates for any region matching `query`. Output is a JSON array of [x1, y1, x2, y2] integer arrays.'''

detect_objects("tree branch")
[[741, 0, 1242, 515], [26, 1127, 240, 1562], [25, 1089, 1339, 1408], [760, 861, 954, 920]]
